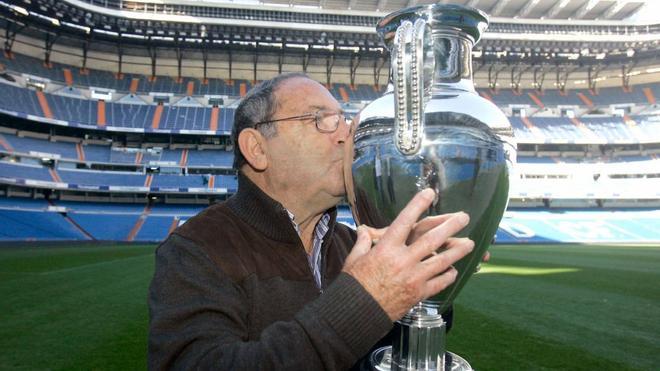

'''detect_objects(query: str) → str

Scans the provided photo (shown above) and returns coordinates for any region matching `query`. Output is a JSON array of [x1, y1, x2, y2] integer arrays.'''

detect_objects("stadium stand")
[[1, 76, 659, 140], [0, 208, 89, 240], [0, 197, 203, 241], [0, 52, 250, 97], [0, 161, 53, 182], [0, 0, 658, 244], [496, 209, 660, 243]]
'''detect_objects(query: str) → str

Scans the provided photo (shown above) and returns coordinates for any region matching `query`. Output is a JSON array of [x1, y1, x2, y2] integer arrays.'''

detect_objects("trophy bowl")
[[344, 3, 516, 370]]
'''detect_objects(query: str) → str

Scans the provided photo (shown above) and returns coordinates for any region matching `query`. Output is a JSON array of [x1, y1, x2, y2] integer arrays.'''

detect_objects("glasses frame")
[[254, 109, 350, 133]]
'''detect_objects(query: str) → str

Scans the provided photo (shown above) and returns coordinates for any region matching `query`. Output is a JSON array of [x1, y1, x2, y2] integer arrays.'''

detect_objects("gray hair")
[[231, 72, 309, 170]]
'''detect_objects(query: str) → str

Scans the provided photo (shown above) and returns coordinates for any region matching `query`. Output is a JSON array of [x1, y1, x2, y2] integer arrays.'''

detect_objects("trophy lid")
[[377, 4, 489, 49]]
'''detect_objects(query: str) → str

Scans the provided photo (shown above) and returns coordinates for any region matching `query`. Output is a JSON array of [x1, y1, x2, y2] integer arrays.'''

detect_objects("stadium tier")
[[1, 77, 659, 141], [0, 8, 657, 245], [0, 131, 233, 167], [509, 115, 660, 144], [0, 52, 252, 97], [2, 51, 660, 107], [0, 161, 238, 193], [1, 197, 659, 243]]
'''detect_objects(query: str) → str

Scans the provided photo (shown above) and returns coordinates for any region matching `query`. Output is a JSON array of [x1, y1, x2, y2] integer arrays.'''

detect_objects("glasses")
[[254, 109, 350, 133]]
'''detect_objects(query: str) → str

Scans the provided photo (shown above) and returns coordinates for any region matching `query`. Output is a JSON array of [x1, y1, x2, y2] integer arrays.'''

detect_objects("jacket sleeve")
[[148, 234, 393, 371]]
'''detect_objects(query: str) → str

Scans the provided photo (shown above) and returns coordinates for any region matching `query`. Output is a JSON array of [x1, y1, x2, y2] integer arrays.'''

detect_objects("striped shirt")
[[287, 211, 331, 291]]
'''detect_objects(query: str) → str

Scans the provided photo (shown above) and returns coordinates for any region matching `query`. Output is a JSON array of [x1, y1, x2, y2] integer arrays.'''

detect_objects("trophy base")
[[370, 346, 473, 371]]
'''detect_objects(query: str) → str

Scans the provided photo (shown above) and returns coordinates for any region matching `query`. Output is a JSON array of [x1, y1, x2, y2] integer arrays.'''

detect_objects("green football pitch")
[[0, 243, 658, 370]]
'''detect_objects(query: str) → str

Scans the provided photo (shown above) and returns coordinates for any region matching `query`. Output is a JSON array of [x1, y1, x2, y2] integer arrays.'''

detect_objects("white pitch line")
[[39, 254, 149, 275]]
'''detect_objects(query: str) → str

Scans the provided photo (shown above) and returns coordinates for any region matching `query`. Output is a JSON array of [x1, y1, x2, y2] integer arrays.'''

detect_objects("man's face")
[[263, 77, 351, 208]]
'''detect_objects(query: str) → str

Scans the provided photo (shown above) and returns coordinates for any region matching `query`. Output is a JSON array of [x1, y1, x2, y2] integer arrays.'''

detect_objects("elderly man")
[[148, 73, 474, 370]]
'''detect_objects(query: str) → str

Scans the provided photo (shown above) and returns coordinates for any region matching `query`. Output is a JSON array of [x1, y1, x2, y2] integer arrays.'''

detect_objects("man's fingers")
[[415, 213, 454, 235], [344, 226, 372, 268], [378, 188, 436, 247], [482, 250, 491, 262], [409, 212, 470, 260], [422, 266, 459, 300], [416, 237, 474, 279], [408, 214, 455, 243], [363, 225, 387, 244]]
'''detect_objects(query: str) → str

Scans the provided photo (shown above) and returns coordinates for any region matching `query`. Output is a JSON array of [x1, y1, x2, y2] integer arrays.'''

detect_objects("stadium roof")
[[1, 0, 658, 80], [115, 0, 652, 22]]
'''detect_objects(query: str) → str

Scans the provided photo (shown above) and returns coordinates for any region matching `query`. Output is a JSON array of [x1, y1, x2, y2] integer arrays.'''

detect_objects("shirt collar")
[[227, 171, 338, 244]]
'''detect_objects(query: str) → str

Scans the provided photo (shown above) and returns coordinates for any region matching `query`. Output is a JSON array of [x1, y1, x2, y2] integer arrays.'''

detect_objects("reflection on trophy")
[[344, 4, 517, 370]]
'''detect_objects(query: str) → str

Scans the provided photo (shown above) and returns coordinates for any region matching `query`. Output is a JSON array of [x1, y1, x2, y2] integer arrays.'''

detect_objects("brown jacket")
[[148, 173, 392, 370]]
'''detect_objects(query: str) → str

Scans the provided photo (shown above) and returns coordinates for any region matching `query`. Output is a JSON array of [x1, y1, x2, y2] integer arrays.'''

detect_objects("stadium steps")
[[126, 204, 152, 242], [0, 134, 14, 152], [76, 143, 86, 162], [577, 92, 594, 108], [35, 90, 54, 119], [97, 100, 106, 127], [520, 117, 545, 140], [144, 174, 153, 188], [129, 78, 139, 94], [63, 68, 74, 87], [64, 215, 95, 240], [239, 82, 247, 97], [643, 87, 656, 105], [623, 115, 646, 141], [135, 152, 143, 164], [569, 118, 600, 140], [527, 92, 545, 109], [48, 168, 62, 183], [152, 104, 164, 129], [179, 149, 189, 166], [209, 106, 219, 131], [186, 81, 195, 96], [48, 200, 95, 241], [208, 175, 215, 188], [168, 216, 180, 235], [338, 87, 350, 103]]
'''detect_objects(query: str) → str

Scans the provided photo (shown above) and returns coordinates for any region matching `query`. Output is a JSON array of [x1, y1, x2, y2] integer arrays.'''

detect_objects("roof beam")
[[348, 0, 358, 10], [600, 0, 630, 19], [490, 0, 512, 16], [545, 0, 571, 18], [518, 0, 541, 18], [377, 0, 388, 11], [574, 0, 600, 19]]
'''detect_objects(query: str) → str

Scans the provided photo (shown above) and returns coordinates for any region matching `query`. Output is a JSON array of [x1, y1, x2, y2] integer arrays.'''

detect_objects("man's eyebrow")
[[308, 105, 344, 114]]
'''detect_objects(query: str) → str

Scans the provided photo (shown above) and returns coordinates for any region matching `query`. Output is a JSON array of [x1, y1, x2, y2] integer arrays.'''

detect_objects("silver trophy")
[[344, 4, 516, 370]]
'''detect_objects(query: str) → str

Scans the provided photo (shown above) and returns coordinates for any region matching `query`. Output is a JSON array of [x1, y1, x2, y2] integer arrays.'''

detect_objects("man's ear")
[[238, 128, 269, 171]]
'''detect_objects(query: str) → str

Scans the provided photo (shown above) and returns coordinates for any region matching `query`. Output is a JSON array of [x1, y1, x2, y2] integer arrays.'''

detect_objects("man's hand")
[[342, 189, 474, 321], [362, 224, 490, 263]]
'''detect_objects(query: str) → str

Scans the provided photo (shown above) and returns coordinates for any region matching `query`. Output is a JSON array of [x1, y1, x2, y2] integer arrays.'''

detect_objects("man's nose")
[[335, 117, 353, 143]]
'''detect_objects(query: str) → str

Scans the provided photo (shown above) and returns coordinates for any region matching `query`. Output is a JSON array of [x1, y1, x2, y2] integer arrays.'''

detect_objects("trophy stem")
[[370, 301, 473, 371]]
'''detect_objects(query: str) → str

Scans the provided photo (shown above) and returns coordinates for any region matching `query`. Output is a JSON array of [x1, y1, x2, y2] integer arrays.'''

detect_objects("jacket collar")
[[226, 172, 338, 244]]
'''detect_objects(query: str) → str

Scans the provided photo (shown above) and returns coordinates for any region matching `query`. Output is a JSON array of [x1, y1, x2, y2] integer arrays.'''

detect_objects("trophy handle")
[[392, 19, 430, 156]]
